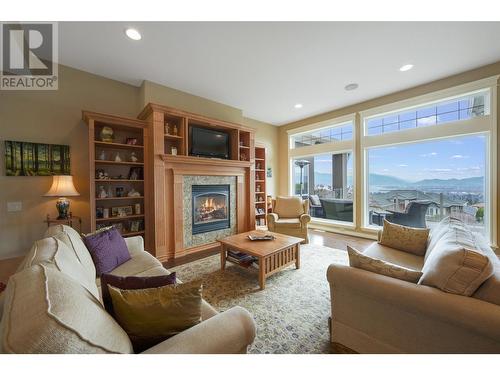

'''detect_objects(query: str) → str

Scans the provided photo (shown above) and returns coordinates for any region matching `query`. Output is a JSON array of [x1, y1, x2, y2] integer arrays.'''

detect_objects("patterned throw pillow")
[[379, 220, 430, 256], [347, 246, 423, 283], [108, 280, 203, 353]]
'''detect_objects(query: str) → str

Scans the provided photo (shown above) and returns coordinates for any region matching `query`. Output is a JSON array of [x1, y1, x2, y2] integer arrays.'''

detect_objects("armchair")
[[385, 200, 431, 228], [267, 196, 311, 243]]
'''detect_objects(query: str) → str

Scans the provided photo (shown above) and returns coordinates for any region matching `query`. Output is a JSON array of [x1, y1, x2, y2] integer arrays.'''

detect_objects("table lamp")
[[44, 175, 80, 219]]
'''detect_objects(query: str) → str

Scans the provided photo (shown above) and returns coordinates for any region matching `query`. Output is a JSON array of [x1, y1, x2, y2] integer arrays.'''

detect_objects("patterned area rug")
[[171, 244, 348, 354]]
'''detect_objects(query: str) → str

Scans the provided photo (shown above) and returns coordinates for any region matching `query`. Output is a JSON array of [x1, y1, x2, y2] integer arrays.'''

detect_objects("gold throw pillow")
[[347, 246, 423, 283], [108, 280, 203, 352], [379, 220, 430, 256]]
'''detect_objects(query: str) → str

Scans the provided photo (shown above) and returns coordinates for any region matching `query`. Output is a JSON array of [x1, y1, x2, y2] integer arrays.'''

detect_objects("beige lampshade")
[[44, 175, 80, 197]]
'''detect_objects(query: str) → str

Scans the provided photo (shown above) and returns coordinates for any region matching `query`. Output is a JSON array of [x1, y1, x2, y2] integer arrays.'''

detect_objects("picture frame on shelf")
[[111, 205, 133, 217], [129, 220, 141, 233]]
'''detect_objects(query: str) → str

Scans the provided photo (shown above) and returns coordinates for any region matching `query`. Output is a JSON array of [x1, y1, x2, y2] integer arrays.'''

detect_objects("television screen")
[[190, 126, 230, 159]]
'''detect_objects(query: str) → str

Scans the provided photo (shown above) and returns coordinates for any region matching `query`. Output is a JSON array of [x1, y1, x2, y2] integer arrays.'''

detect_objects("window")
[[366, 135, 487, 236], [366, 90, 490, 136], [291, 122, 353, 148], [292, 152, 353, 223]]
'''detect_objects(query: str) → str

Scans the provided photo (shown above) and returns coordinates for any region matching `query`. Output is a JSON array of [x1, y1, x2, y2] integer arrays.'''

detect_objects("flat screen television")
[[190, 126, 230, 159]]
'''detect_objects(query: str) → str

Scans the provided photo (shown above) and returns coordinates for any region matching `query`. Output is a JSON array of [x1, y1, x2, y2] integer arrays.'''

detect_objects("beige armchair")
[[267, 196, 311, 243]]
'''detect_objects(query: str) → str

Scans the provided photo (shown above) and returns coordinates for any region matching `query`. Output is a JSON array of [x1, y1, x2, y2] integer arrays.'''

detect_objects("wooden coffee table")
[[218, 230, 303, 290]]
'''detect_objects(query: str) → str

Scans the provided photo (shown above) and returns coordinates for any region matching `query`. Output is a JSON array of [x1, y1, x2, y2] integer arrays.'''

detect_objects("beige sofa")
[[267, 196, 311, 243], [327, 217, 500, 353], [0, 225, 256, 354]]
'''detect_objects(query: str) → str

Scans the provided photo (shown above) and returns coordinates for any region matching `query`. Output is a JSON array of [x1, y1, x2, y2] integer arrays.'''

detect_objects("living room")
[[1, 1, 500, 372]]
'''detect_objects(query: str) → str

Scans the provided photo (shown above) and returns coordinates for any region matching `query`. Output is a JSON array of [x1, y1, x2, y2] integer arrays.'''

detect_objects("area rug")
[[170, 244, 348, 354]]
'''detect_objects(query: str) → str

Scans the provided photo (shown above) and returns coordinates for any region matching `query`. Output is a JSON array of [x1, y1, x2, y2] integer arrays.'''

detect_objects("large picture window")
[[366, 135, 487, 235], [292, 152, 353, 223]]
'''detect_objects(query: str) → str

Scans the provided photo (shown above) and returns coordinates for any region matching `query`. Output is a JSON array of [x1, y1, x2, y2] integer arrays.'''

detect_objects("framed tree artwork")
[[4, 141, 70, 176]]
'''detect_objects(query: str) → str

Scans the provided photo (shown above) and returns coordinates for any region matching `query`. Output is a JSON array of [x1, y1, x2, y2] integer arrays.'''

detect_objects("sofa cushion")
[[347, 246, 423, 283], [472, 233, 500, 305], [20, 236, 100, 300], [420, 243, 494, 296], [379, 220, 429, 256], [108, 280, 203, 352], [363, 242, 425, 271], [275, 218, 302, 228], [274, 196, 304, 218], [106, 251, 163, 278], [45, 224, 96, 279], [425, 217, 472, 262], [0, 265, 133, 354], [83, 227, 131, 276]]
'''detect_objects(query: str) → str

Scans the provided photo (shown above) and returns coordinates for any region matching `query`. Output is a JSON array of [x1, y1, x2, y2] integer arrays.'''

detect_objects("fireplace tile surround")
[[183, 175, 237, 249]]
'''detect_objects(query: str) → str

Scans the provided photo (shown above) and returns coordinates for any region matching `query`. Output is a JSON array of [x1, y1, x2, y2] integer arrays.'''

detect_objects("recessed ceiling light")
[[125, 28, 142, 41], [399, 64, 414, 72], [344, 83, 358, 91], [294, 103, 303, 109]]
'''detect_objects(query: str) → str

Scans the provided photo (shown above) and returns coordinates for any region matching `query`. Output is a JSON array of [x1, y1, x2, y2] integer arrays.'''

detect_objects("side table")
[[45, 214, 82, 233]]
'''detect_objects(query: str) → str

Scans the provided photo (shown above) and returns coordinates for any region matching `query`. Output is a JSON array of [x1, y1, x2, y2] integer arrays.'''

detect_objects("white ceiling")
[[59, 22, 500, 125]]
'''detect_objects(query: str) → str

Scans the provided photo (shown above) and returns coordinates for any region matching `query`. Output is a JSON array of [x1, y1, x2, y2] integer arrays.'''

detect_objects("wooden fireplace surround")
[[138, 103, 256, 262]]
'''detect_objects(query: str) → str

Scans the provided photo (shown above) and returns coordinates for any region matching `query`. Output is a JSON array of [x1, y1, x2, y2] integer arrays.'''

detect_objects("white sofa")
[[327, 218, 500, 353], [0, 225, 256, 354]]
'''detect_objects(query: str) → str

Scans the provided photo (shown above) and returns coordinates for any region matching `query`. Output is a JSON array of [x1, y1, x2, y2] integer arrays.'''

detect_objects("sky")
[[368, 135, 485, 181]]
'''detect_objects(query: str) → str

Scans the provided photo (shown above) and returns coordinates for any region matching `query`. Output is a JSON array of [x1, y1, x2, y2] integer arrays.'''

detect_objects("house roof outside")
[[369, 189, 467, 211]]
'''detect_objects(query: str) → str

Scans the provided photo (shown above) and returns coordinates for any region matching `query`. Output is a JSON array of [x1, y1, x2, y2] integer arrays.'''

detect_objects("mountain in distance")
[[313, 172, 484, 190]]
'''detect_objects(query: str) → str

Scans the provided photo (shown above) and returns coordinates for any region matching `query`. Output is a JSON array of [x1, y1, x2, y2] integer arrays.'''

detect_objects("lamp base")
[[56, 197, 70, 220]]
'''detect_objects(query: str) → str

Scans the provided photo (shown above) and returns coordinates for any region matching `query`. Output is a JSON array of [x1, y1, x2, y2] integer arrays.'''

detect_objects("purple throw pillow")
[[100, 273, 177, 315], [83, 227, 131, 276]]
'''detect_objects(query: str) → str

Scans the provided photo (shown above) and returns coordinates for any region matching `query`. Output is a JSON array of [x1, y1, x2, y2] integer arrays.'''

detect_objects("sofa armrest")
[[124, 236, 145, 257], [327, 264, 500, 343], [299, 214, 311, 226], [141, 306, 256, 354]]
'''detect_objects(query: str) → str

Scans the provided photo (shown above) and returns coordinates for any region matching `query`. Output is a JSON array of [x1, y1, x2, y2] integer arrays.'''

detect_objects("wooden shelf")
[[255, 201, 266, 205], [255, 169, 265, 172], [255, 180, 265, 183], [96, 196, 144, 201], [255, 191, 265, 194], [239, 145, 250, 149], [94, 141, 144, 150], [96, 214, 144, 222], [95, 160, 144, 166], [254, 145, 267, 228], [122, 231, 145, 237], [164, 134, 183, 140], [255, 158, 265, 161], [95, 179, 144, 182]]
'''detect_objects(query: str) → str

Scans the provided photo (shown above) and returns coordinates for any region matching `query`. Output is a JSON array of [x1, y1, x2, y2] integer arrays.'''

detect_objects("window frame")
[[359, 77, 497, 246]]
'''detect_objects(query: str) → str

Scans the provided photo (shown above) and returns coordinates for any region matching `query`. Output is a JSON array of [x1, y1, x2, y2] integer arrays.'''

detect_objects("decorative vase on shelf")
[[173, 125, 178, 136], [98, 150, 106, 160], [130, 152, 138, 162], [97, 186, 107, 199], [164, 123, 170, 134], [171, 146, 178, 156], [100, 126, 114, 143], [114, 152, 122, 162]]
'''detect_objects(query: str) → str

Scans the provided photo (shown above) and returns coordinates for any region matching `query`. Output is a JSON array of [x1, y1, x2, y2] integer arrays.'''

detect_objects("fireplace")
[[192, 184, 230, 234]]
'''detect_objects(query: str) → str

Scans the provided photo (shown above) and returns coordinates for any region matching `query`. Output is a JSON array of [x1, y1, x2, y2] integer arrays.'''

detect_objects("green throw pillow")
[[108, 280, 203, 352]]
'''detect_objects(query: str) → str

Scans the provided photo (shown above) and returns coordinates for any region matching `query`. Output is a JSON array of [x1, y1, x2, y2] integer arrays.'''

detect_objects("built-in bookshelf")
[[255, 144, 267, 228], [83, 111, 149, 243]]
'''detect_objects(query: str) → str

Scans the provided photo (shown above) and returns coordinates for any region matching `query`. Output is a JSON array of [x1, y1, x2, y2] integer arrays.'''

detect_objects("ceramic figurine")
[[127, 188, 141, 197], [130, 152, 138, 162], [114, 152, 122, 162], [97, 186, 107, 199], [173, 125, 178, 136], [164, 122, 170, 134], [106, 186, 113, 198], [171, 146, 177, 156], [100, 126, 114, 142], [98, 150, 106, 160]]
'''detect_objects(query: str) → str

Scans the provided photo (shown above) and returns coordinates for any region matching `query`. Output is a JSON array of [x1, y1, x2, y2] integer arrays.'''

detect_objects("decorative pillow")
[[419, 245, 494, 296], [379, 220, 430, 256], [309, 195, 321, 206], [274, 196, 304, 218], [347, 246, 423, 283], [83, 227, 131, 276], [101, 272, 177, 314], [108, 280, 203, 352]]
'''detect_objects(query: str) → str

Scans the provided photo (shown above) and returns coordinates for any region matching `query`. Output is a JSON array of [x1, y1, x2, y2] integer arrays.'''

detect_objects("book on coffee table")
[[247, 234, 275, 241]]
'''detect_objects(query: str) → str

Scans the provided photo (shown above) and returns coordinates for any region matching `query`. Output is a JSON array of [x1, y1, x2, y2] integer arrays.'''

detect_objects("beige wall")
[[0, 66, 279, 259], [277, 61, 500, 244]]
